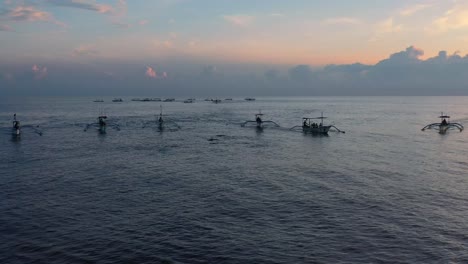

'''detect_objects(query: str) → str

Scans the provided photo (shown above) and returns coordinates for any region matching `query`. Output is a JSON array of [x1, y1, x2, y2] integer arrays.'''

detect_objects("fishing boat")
[[212, 99, 222, 104], [290, 112, 344, 135], [163, 98, 175, 102], [241, 111, 279, 128], [112, 98, 123, 102], [245, 97, 256, 101], [422, 113, 464, 134], [184, 99, 194, 103], [84, 111, 119, 133], [142, 105, 180, 131], [225, 98, 233, 101], [12, 114, 21, 136], [98, 115, 107, 133]]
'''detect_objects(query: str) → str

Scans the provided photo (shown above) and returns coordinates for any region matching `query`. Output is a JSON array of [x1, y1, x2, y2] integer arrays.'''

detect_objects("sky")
[[1, 0, 468, 96]]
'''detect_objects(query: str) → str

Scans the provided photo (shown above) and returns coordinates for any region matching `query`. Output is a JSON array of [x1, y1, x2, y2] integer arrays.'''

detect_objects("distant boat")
[[204, 98, 213, 101], [245, 98, 256, 101], [212, 99, 222, 104], [163, 98, 175, 102], [184, 99, 194, 103], [93, 99, 104, 102], [131, 98, 142, 101], [225, 98, 233, 101], [112, 98, 123, 102]]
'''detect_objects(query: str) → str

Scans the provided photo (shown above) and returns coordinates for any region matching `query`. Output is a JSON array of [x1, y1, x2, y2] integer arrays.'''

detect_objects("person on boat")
[[158, 115, 163, 123], [256, 116, 262, 124], [303, 119, 308, 128], [13, 114, 20, 129], [441, 118, 448, 126], [98, 116, 106, 126]]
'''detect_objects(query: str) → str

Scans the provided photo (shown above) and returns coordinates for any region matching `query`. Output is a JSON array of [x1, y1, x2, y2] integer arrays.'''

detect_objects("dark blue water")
[[1, 97, 468, 263]]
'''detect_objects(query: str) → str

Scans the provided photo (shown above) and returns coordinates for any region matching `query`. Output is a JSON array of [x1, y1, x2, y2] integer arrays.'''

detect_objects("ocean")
[[1, 96, 468, 263]]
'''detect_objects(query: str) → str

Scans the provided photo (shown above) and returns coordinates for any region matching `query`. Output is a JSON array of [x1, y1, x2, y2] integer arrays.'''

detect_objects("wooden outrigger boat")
[[241, 111, 279, 129], [142, 105, 180, 131], [84, 110, 119, 133], [422, 113, 463, 134], [290, 112, 344, 135], [12, 113, 21, 137]]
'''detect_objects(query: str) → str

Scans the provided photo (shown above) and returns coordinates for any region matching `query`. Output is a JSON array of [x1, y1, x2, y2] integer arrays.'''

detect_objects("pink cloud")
[[47, 0, 112, 14], [73, 45, 98, 56], [223, 15, 254, 26], [146, 66, 157, 78], [9, 6, 51, 22], [32, 64, 48, 79], [5, 5, 66, 27], [0, 24, 12, 31]]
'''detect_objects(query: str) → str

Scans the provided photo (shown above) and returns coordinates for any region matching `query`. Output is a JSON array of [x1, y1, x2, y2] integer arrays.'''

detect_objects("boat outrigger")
[[241, 111, 279, 129], [290, 112, 344, 135], [421, 113, 463, 134]]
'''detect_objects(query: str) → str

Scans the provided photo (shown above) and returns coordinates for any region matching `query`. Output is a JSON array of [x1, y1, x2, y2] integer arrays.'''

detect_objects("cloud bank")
[[2, 46, 468, 96]]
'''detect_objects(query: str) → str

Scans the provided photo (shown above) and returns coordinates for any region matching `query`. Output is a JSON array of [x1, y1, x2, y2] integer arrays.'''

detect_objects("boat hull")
[[99, 125, 106, 133], [12, 128, 21, 136], [439, 125, 449, 134], [303, 125, 331, 134]]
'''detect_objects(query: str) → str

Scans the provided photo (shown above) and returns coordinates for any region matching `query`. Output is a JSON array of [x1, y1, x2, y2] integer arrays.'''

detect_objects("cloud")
[[377, 46, 424, 66], [32, 64, 48, 79], [223, 15, 254, 26], [289, 65, 313, 81], [7, 6, 52, 22], [73, 45, 98, 56], [46, 0, 112, 14], [370, 17, 403, 41], [400, 4, 432, 16], [269, 13, 285, 18], [322, 17, 361, 25], [145, 66, 156, 78], [264, 69, 279, 81], [431, 5, 468, 33], [201, 65, 217, 77], [112, 21, 130, 28], [1, 5, 65, 27], [378, 17, 403, 33], [0, 24, 12, 31]]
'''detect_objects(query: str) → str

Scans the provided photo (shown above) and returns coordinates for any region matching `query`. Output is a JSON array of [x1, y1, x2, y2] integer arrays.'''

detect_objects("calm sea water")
[[1, 96, 468, 263]]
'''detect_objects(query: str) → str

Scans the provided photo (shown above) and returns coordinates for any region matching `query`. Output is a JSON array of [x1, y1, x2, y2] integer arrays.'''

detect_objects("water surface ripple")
[[1, 97, 468, 263]]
